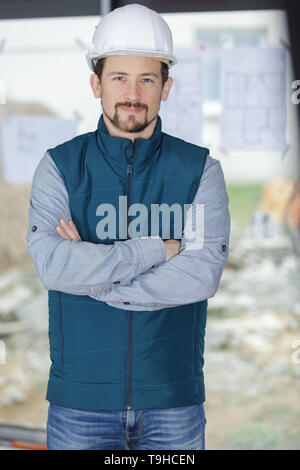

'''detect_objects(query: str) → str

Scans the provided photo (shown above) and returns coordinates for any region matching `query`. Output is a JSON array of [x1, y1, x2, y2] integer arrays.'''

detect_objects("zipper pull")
[[127, 164, 132, 175]]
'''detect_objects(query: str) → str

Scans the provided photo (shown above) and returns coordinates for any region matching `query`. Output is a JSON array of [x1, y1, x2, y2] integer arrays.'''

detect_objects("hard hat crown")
[[86, 3, 177, 71]]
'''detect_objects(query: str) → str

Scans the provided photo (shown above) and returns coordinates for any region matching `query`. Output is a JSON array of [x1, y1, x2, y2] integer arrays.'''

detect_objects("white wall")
[[0, 10, 298, 184]]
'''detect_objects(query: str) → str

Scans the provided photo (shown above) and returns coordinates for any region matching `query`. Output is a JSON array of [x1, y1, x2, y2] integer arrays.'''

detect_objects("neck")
[[102, 113, 158, 142]]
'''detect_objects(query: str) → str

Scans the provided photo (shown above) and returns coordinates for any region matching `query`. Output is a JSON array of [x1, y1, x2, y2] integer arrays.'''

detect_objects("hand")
[[56, 218, 82, 241], [163, 239, 181, 262]]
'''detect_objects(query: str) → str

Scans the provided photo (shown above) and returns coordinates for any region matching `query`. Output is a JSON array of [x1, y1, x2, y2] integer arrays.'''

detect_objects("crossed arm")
[[26, 152, 170, 296], [38, 152, 230, 311]]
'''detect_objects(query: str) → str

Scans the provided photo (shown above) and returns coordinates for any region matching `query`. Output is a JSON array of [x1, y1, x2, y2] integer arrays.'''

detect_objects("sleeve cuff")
[[131, 236, 166, 271]]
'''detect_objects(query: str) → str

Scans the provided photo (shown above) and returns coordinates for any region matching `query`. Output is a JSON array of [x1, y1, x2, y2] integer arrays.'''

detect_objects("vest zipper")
[[124, 141, 136, 411], [193, 304, 199, 362], [127, 312, 133, 411], [59, 292, 65, 366]]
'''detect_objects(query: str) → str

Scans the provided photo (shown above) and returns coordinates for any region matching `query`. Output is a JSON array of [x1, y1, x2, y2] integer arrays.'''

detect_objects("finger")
[[68, 219, 82, 241], [59, 218, 78, 240], [56, 225, 71, 240]]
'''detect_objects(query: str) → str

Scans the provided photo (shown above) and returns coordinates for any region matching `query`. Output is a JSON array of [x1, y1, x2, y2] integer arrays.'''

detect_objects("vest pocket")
[[59, 292, 65, 367]]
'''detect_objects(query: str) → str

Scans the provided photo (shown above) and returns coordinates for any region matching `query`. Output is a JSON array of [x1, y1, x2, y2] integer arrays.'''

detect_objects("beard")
[[103, 101, 158, 133]]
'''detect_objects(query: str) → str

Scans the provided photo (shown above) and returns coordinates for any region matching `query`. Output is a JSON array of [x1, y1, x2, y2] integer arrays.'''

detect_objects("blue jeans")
[[46, 402, 207, 450]]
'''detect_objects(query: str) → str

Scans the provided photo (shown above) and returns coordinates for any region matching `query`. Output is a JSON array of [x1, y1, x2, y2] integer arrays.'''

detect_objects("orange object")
[[10, 440, 46, 450], [258, 178, 300, 230]]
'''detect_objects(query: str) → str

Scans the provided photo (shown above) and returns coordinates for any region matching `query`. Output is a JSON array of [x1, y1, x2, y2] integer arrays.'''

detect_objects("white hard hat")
[[86, 3, 177, 71]]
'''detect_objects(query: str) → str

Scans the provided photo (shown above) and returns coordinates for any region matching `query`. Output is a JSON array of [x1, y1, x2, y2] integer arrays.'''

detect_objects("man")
[[26, 4, 230, 450]]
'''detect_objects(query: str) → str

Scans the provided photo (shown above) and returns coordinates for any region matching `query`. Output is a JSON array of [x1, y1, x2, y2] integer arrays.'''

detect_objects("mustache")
[[117, 102, 148, 111]]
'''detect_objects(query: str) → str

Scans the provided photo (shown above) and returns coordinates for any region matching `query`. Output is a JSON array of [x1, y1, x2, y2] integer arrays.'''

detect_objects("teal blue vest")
[[46, 114, 209, 411]]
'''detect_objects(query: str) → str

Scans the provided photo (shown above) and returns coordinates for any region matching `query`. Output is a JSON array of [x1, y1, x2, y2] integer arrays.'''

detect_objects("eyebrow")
[[107, 71, 159, 78]]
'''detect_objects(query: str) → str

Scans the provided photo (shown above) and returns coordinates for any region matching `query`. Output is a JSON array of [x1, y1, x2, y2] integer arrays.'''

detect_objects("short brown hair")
[[94, 57, 169, 86]]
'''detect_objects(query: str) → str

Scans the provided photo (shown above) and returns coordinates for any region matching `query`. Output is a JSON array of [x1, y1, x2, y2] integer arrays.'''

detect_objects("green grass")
[[209, 309, 240, 319], [226, 184, 263, 229], [222, 421, 300, 450]]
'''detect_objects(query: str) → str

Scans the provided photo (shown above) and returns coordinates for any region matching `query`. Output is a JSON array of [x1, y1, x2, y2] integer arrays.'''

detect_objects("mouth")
[[119, 105, 144, 114]]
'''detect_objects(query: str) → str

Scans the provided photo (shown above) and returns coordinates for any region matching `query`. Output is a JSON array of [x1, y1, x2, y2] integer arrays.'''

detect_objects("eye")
[[142, 78, 153, 83], [114, 76, 125, 81]]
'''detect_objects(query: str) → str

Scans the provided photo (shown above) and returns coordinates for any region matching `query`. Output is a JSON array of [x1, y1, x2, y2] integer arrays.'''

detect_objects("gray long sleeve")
[[26, 151, 166, 295], [90, 156, 231, 310]]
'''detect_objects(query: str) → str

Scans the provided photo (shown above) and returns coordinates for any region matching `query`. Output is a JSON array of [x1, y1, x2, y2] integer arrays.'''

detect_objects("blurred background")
[[0, 0, 299, 450]]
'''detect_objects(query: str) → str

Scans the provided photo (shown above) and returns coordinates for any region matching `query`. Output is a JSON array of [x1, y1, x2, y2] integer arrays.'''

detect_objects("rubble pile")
[[205, 221, 300, 402], [210, 223, 300, 315], [0, 266, 49, 414]]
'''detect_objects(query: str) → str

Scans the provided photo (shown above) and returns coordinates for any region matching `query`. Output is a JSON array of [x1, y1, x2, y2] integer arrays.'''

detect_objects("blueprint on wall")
[[159, 48, 204, 146], [1, 114, 78, 183], [220, 47, 287, 151]]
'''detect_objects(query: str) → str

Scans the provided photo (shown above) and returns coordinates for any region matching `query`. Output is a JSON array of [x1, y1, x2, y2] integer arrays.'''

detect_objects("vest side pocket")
[[59, 292, 65, 368]]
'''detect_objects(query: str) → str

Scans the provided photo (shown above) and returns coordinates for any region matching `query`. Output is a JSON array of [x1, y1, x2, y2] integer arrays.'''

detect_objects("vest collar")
[[96, 113, 162, 174]]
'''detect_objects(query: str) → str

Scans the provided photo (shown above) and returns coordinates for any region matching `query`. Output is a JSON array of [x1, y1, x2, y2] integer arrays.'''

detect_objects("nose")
[[124, 80, 141, 102]]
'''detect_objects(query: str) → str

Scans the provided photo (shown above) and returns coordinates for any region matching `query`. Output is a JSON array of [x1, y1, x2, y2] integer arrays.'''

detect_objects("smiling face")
[[90, 55, 173, 140]]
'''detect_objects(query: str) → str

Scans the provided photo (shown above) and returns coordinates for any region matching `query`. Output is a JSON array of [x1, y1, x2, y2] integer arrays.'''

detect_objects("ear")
[[161, 76, 173, 102], [90, 74, 101, 99]]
